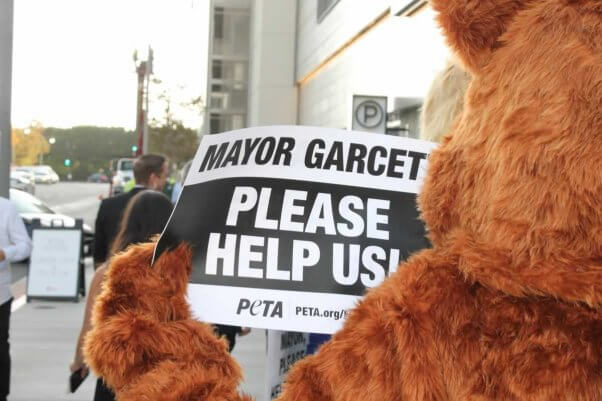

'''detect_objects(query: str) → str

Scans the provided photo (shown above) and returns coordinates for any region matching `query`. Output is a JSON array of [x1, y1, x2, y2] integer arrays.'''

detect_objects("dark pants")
[[0, 298, 12, 400], [94, 378, 115, 401], [214, 325, 241, 352]]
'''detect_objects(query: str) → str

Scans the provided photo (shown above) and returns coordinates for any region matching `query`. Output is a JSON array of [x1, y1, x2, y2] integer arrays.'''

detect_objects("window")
[[214, 7, 224, 39], [391, 0, 426, 16], [386, 105, 421, 138], [317, 0, 339, 23], [212, 7, 251, 56], [233, 61, 246, 81], [210, 113, 224, 134], [212, 60, 222, 79], [231, 115, 245, 130], [210, 96, 224, 109], [209, 113, 246, 134], [230, 90, 247, 109], [211, 59, 247, 82]]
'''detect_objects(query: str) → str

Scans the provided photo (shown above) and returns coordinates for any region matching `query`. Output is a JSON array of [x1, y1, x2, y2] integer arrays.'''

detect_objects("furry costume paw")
[[84, 242, 252, 401]]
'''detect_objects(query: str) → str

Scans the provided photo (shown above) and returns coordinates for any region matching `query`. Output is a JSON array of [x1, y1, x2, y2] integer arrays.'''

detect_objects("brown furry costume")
[[85, 1, 601, 400], [83, 243, 251, 401]]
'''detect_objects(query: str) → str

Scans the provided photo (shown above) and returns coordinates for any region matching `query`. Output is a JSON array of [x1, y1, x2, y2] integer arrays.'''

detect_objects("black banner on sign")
[[157, 177, 429, 297]]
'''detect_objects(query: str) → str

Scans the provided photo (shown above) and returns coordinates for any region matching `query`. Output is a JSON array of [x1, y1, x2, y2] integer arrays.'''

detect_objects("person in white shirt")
[[0, 197, 32, 401]]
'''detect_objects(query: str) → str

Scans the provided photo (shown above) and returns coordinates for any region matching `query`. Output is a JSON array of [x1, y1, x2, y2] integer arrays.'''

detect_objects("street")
[[34, 182, 109, 228], [9, 182, 108, 286], [10, 182, 266, 401]]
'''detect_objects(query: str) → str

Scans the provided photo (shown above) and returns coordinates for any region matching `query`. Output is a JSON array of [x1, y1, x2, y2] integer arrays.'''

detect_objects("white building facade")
[[205, 0, 450, 138], [206, 0, 252, 134]]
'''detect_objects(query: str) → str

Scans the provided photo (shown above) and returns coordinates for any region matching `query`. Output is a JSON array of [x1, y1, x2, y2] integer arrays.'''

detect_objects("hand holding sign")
[[84, 242, 252, 401]]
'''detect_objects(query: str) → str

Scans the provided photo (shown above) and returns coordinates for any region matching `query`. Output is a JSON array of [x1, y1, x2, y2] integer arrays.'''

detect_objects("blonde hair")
[[420, 61, 471, 143]]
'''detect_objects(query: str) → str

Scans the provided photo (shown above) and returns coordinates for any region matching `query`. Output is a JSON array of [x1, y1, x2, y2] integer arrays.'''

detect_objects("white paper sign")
[[157, 126, 437, 333], [27, 229, 81, 299]]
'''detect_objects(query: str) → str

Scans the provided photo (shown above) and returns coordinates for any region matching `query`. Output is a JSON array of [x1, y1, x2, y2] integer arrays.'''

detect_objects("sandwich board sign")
[[27, 223, 82, 302], [156, 125, 436, 334]]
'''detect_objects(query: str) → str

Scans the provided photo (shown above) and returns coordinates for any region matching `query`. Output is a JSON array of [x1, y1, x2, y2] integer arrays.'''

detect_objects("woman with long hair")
[[70, 190, 173, 401]]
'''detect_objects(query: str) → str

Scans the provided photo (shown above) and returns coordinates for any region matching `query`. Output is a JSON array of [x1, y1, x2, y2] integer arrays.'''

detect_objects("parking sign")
[[352, 95, 387, 133]]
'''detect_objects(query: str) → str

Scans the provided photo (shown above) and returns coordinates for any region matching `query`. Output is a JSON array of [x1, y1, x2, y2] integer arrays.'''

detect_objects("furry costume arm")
[[429, 0, 528, 73], [84, 311, 237, 387], [84, 242, 251, 401], [277, 249, 449, 401]]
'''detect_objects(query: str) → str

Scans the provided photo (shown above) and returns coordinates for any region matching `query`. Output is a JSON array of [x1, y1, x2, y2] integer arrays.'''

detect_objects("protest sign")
[[264, 331, 309, 400], [156, 126, 436, 333]]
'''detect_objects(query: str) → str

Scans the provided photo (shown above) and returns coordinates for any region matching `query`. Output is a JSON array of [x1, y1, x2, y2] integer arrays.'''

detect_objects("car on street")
[[110, 158, 135, 195], [15, 165, 60, 184], [12, 167, 36, 183], [87, 172, 109, 183], [10, 171, 36, 194], [9, 188, 94, 257]]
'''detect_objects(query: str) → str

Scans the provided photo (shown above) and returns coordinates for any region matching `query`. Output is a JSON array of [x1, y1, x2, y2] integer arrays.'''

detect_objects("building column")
[[0, 0, 14, 198]]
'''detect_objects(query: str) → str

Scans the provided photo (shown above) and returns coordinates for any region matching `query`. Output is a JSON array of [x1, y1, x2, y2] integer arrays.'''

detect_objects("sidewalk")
[[9, 261, 266, 401]]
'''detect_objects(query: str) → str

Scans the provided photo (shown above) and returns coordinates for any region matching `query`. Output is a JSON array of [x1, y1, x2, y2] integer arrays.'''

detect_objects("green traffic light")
[[64, 158, 72, 167], [131, 145, 138, 152]]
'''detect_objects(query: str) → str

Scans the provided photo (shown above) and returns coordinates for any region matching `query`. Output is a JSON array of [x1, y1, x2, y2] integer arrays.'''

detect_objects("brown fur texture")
[[85, 1, 602, 400], [83, 242, 252, 401], [278, 1, 602, 400], [420, 60, 471, 143]]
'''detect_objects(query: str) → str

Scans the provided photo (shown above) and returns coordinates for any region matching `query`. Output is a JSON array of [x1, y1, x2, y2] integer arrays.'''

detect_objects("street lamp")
[[49, 137, 56, 144]]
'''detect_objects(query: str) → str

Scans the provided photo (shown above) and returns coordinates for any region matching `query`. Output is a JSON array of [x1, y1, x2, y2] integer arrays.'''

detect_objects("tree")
[[43, 126, 137, 180], [11, 123, 49, 165], [148, 120, 199, 166], [148, 83, 202, 167]]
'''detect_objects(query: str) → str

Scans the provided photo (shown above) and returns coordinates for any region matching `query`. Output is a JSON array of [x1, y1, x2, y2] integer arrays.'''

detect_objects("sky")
[[11, 0, 210, 130]]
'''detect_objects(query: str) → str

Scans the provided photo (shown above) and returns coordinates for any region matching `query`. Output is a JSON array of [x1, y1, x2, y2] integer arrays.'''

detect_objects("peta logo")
[[236, 298, 283, 318]]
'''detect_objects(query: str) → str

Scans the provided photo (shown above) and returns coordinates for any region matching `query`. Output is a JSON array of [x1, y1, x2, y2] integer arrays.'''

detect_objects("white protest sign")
[[264, 331, 309, 400], [27, 228, 81, 299], [156, 125, 437, 333]]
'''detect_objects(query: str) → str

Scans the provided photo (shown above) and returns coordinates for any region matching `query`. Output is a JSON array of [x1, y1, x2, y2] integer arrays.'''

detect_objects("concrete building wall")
[[296, 0, 391, 82], [248, 0, 297, 126], [296, 3, 450, 133], [298, 49, 352, 129]]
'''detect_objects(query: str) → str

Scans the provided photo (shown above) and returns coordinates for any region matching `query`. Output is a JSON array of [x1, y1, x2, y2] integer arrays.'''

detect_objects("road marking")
[[11, 295, 26, 312], [11, 276, 27, 312]]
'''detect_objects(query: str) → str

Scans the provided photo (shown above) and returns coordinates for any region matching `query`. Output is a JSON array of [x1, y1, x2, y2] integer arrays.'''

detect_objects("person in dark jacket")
[[213, 325, 250, 352], [93, 154, 168, 268]]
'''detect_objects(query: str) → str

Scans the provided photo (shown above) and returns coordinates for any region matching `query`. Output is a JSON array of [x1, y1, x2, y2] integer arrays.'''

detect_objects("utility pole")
[[143, 47, 153, 155], [135, 60, 145, 157], [0, 0, 14, 198], [133, 47, 153, 156]]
